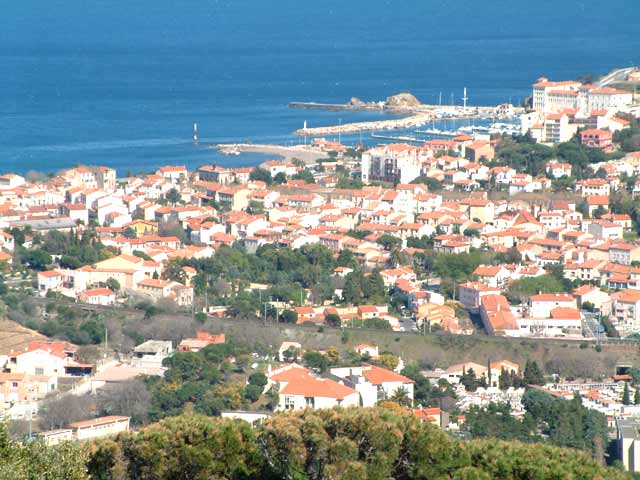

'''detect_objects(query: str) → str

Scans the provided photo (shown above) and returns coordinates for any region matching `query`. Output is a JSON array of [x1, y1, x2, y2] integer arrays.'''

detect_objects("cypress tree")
[[523, 360, 545, 385]]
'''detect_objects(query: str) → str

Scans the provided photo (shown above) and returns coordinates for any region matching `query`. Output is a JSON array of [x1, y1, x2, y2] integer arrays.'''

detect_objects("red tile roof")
[[362, 364, 414, 385]]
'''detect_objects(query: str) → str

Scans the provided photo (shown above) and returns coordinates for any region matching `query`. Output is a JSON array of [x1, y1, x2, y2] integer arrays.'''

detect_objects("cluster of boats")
[[219, 147, 241, 155], [416, 121, 521, 138]]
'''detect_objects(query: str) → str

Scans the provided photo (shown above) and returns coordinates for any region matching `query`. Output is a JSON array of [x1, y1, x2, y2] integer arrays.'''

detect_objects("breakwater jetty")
[[294, 112, 433, 136], [290, 91, 523, 137], [289, 101, 385, 112]]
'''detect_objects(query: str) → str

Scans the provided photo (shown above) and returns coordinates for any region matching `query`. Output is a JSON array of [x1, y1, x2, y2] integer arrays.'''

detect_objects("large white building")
[[532, 78, 633, 114], [618, 418, 640, 473], [361, 144, 423, 184]]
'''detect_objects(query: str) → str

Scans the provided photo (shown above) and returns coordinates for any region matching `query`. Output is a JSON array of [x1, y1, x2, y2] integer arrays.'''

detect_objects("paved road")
[[582, 311, 600, 339], [597, 67, 636, 87], [400, 315, 416, 333]]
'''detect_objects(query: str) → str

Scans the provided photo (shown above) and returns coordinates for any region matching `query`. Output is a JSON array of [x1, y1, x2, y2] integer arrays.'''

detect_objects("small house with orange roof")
[[329, 364, 415, 407], [77, 287, 116, 306], [178, 332, 225, 352]]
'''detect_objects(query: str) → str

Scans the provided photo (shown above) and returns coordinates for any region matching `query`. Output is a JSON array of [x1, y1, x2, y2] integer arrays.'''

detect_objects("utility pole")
[[263, 300, 267, 326], [204, 274, 209, 312]]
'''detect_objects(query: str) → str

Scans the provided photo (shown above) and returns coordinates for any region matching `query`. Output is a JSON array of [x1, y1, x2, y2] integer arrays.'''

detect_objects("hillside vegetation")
[[84, 408, 626, 480]]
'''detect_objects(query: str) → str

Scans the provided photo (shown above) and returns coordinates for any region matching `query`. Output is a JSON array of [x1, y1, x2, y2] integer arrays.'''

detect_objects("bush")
[[279, 309, 298, 324], [248, 373, 268, 388], [244, 384, 262, 403]]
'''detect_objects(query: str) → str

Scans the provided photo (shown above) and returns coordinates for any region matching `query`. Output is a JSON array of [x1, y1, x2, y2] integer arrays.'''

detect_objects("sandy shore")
[[215, 143, 327, 164]]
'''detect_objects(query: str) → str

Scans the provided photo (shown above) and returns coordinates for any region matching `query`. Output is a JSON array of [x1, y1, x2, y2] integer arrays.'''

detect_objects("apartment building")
[[580, 128, 614, 152], [361, 144, 422, 184], [532, 78, 632, 113], [612, 290, 640, 336]]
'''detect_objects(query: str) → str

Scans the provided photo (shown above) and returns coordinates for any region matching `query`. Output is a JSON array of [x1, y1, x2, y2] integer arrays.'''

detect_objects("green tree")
[[244, 384, 262, 402], [325, 313, 342, 327], [389, 386, 412, 407], [165, 188, 181, 205], [106, 277, 120, 292], [89, 414, 263, 480], [249, 167, 273, 184], [273, 172, 287, 184], [162, 257, 187, 284], [84, 408, 626, 480], [0, 422, 89, 479], [411, 175, 443, 191], [248, 372, 268, 388], [280, 309, 298, 324], [376, 234, 402, 251], [342, 270, 364, 305], [21, 249, 52, 271], [293, 169, 315, 184], [506, 275, 565, 303], [465, 402, 533, 442], [303, 351, 329, 372], [460, 368, 481, 392], [498, 367, 512, 390], [336, 249, 358, 269], [363, 269, 386, 304], [523, 360, 545, 385], [123, 227, 137, 239]]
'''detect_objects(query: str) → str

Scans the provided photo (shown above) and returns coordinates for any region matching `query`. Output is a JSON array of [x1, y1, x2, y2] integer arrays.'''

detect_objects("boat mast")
[[462, 87, 468, 115], [193, 123, 198, 143]]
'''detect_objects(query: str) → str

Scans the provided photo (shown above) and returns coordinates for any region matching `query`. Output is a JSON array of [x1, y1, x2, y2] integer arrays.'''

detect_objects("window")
[[304, 397, 315, 408], [35, 368, 44, 376], [11, 382, 18, 388], [284, 396, 295, 410]]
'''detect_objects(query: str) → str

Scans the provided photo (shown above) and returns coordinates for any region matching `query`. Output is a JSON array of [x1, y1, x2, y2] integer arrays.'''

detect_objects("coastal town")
[[1, 71, 640, 474]]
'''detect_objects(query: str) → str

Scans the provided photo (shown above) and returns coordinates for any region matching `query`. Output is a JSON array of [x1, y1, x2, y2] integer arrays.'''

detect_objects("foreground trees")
[[85, 407, 626, 480], [0, 424, 88, 480]]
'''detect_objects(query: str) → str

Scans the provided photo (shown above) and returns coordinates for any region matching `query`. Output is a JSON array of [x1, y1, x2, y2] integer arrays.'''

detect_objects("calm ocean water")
[[1, 0, 639, 175]]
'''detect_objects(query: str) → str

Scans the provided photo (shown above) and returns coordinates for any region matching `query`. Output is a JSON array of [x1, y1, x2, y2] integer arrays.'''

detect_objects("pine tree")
[[364, 269, 386, 303], [623, 382, 631, 405], [342, 271, 364, 304], [499, 367, 511, 390], [523, 360, 545, 385], [460, 368, 479, 392], [511, 370, 523, 388]]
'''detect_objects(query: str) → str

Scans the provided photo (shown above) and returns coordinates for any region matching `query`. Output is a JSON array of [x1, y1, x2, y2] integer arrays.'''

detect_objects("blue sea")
[[1, 0, 639, 175]]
